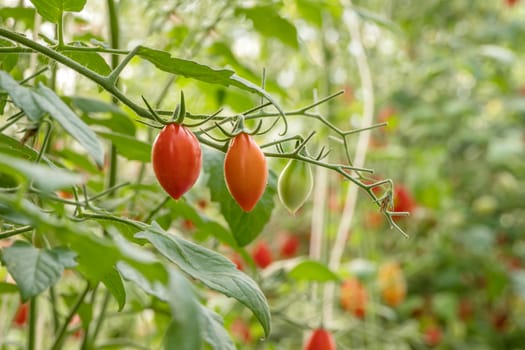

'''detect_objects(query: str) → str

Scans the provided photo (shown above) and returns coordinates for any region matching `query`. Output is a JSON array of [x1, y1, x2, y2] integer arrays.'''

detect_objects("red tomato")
[[340, 278, 367, 319], [304, 328, 336, 350], [151, 123, 202, 200], [505, 0, 519, 6], [230, 318, 252, 344], [252, 242, 272, 269], [224, 133, 267, 212], [394, 185, 416, 214], [69, 314, 84, 340], [377, 261, 407, 307], [423, 326, 442, 347], [230, 254, 244, 271], [13, 303, 29, 327], [280, 234, 299, 258]]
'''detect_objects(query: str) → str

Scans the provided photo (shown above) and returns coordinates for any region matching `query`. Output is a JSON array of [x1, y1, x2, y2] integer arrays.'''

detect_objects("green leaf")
[[0, 7, 36, 29], [0, 133, 38, 161], [0, 153, 83, 192], [136, 222, 271, 337], [117, 263, 202, 350], [199, 306, 236, 350], [235, 5, 299, 48], [33, 83, 105, 167], [62, 51, 111, 76], [0, 70, 44, 121], [0, 282, 18, 294], [101, 267, 126, 311], [135, 46, 284, 117], [97, 131, 150, 162], [29, 0, 87, 23], [204, 147, 276, 246], [70, 96, 136, 136], [0, 241, 77, 301], [288, 260, 340, 282], [164, 269, 203, 350]]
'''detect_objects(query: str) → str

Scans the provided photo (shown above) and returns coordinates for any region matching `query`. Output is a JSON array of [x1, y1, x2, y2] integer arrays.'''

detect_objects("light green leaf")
[[0, 241, 77, 301], [97, 131, 150, 162], [0, 153, 83, 192], [136, 222, 271, 337], [101, 267, 126, 311], [0, 282, 18, 294], [199, 305, 236, 350], [29, 0, 87, 23], [235, 5, 299, 48], [0, 8, 36, 29], [62, 50, 111, 76], [0, 70, 44, 121], [204, 146, 276, 246], [33, 84, 104, 167], [288, 260, 340, 282]]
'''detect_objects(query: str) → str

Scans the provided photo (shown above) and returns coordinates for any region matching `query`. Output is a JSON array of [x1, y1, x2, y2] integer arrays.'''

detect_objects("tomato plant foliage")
[[1, 0, 524, 349]]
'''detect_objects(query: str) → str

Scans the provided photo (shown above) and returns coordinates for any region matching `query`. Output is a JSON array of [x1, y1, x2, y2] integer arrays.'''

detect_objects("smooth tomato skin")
[[340, 278, 367, 319], [280, 234, 300, 258], [252, 241, 272, 268], [152, 123, 202, 200], [13, 303, 29, 327], [377, 261, 407, 307], [224, 133, 267, 212], [304, 328, 336, 350]]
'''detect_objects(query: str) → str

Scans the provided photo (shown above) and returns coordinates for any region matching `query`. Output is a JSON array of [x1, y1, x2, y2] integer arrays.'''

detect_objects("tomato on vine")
[[304, 328, 336, 350], [151, 123, 202, 200], [224, 132, 267, 212], [278, 158, 313, 214]]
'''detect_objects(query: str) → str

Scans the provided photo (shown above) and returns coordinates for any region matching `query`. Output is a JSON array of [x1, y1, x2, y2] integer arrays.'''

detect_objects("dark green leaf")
[[101, 267, 126, 311], [29, 0, 87, 23], [62, 51, 111, 76], [204, 147, 276, 246], [288, 260, 340, 282], [135, 46, 284, 116], [0, 241, 77, 301], [0, 70, 44, 121], [97, 131, 150, 162], [33, 84, 104, 167], [235, 5, 299, 48], [0, 153, 83, 192], [0, 133, 38, 161], [71, 96, 136, 135], [136, 223, 271, 337]]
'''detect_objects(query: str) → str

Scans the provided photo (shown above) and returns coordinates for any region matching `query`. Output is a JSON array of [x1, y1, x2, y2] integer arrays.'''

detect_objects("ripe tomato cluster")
[[151, 124, 268, 212]]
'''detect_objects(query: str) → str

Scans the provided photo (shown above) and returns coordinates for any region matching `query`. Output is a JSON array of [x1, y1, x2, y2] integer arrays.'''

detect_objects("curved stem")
[[0, 225, 33, 239]]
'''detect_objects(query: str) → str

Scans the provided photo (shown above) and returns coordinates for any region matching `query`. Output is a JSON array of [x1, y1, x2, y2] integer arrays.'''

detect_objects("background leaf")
[[288, 260, 341, 282], [204, 146, 276, 246], [0, 241, 77, 301]]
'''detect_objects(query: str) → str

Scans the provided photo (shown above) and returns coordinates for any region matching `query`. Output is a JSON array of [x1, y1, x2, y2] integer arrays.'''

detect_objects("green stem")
[[0, 111, 25, 132], [57, 12, 64, 46], [0, 225, 33, 239], [144, 196, 170, 223], [28, 297, 37, 350], [88, 291, 111, 347], [50, 287, 60, 332], [0, 28, 151, 119], [50, 283, 90, 350]]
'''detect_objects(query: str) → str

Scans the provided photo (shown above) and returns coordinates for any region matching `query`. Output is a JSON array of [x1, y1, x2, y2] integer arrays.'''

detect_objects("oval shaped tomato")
[[252, 241, 272, 269], [13, 303, 29, 327], [377, 261, 406, 307], [224, 133, 267, 212], [304, 328, 336, 350], [278, 159, 313, 214], [151, 123, 202, 200], [340, 278, 367, 319]]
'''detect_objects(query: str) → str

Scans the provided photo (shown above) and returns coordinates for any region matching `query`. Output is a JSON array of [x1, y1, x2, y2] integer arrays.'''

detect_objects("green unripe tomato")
[[278, 159, 313, 214]]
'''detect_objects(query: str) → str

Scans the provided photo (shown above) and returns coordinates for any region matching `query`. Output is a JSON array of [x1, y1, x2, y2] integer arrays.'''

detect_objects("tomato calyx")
[[140, 91, 187, 128]]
